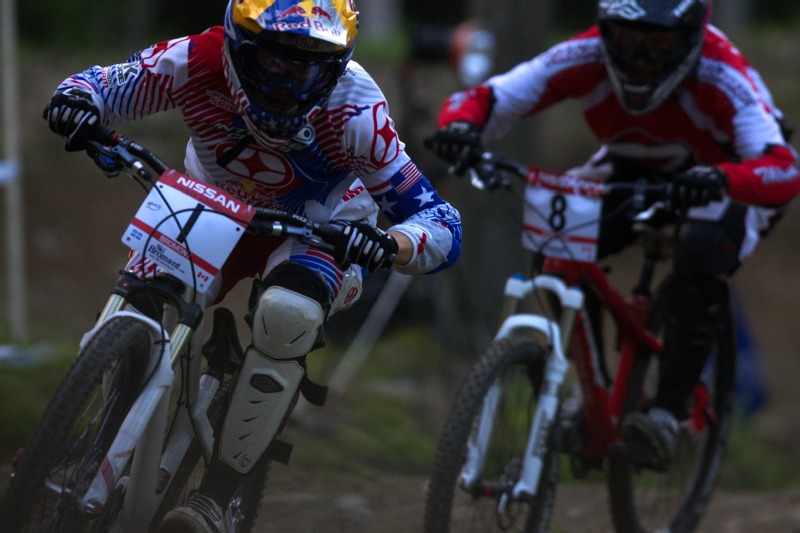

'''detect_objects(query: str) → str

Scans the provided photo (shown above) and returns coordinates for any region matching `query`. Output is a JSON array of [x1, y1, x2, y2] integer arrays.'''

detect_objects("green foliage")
[[718, 415, 800, 491], [289, 325, 449, 475], [0, 345, 77, 461]]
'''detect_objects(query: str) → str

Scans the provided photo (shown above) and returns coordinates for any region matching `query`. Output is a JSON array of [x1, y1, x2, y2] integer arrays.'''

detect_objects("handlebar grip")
[[92, 126, 122, 146], [313, 222, 342, 243]]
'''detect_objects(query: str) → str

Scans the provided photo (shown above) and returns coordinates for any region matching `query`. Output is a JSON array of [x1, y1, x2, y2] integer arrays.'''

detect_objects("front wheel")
[[0, 316, 152, 533], [423, 334, 558, 533], [608, 281, 737, 533]]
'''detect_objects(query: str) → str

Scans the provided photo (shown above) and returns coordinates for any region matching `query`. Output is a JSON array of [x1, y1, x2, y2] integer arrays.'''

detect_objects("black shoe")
[[621, 407, 678, 472], [156, 492, 227, 533]]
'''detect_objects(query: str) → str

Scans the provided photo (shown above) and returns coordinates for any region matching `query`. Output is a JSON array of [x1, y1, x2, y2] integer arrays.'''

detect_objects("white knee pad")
[[218, 347, 305, 473], [218, 286, 325, 473], [252, 286, 325, 359]]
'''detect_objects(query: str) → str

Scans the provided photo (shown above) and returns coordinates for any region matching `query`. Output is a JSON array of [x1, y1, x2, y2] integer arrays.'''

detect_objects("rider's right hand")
[[424, 121, 482, 174], [43, 88, 101, 152]]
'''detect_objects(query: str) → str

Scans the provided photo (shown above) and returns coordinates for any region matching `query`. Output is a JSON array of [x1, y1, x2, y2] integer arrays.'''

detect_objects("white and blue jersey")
[[57, 26, 461, 306]]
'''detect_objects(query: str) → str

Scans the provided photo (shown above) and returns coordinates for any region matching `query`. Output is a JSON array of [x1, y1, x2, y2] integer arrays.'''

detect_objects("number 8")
[[549, 194, 567, 231]]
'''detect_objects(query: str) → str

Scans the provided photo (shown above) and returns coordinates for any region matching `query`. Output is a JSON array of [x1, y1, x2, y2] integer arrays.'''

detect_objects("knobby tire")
[[424, 334, 558, 533], [0, 316, 151, 533], [607, 278, 737, 533]]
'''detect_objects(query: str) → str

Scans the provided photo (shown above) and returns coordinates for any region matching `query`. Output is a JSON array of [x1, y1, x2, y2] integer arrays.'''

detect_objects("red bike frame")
[[542, 257, 663, 460]]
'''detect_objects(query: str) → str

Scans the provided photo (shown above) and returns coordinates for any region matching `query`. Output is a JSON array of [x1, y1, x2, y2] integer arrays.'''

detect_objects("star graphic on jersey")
[[415, 189, 435, 207], [378, 196, 397, 216]]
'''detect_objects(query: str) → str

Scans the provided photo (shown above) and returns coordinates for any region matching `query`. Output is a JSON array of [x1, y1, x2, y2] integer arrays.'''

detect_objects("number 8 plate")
[[522, 168, 603, 263]]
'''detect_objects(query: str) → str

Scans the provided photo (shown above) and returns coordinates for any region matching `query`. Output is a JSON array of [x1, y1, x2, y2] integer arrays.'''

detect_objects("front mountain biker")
[[44, 1, 462, 531], [427, 0, 799, 472]]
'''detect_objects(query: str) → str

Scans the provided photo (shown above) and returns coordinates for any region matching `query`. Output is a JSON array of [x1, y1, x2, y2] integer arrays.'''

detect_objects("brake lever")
[[467, 167, 488, 191], [268, 222, 336, 254], [86, 141, 151, 181], [633, 201, 666, 223]]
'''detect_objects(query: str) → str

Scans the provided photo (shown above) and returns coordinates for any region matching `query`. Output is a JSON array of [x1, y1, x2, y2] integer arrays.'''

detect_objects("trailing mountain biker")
[[44, 1, 462, 531], [427, 0, 799, 472]]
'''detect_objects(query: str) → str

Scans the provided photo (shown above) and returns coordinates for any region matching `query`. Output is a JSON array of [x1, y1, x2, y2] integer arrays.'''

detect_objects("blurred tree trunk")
[[714, 0, 751, 40], [359, 0, 402, 42], [89, 0, 158, 52], [123, 0, 157, 47], [435, 0, 557, 349]]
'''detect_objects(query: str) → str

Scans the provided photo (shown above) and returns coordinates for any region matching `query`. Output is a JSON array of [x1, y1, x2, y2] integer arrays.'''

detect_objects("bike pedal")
[[621, 441, 669, 472]]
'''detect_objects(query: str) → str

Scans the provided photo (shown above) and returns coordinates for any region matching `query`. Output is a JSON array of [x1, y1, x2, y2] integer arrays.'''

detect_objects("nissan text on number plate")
[[122, 170, 255, 293], [522, 168, 603, 263]]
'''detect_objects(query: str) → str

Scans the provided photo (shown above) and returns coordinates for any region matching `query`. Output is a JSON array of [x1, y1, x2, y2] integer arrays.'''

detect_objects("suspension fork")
[[460, 274, 583, 498], [78, 277, 215, 530]]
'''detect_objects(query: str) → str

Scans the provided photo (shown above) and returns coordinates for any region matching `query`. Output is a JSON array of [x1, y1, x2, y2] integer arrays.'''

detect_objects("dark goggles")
[[602, 22, 695, 71], [234, 40, 340, 105]]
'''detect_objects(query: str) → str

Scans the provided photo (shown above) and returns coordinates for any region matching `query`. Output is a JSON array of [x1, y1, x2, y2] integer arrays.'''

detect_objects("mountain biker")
[[427, 0, 799, 472], [44, 1, 462, 531]]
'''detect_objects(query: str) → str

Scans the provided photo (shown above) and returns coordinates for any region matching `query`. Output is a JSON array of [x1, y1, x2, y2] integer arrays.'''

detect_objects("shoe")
[[156, 492, 226, 533], [620, 407, 679, 472]]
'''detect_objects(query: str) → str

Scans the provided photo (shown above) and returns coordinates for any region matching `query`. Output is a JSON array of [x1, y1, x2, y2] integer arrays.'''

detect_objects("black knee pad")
[[673, 222, 735, 278]]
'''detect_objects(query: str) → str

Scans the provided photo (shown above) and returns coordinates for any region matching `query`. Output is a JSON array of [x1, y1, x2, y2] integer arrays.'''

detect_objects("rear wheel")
[[424, 334, 558, 533], [608, 280, 737, 533], [0, 316, 151, 533]]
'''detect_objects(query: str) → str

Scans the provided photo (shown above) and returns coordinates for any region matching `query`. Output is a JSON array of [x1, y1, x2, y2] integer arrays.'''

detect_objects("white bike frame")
[[76, 289, 218, 533], [459, 273, 584, 499]]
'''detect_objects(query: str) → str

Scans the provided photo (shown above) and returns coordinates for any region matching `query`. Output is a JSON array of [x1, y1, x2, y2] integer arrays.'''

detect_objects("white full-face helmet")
[[223, 0, 359, 147], [598, 0, 711, 115]]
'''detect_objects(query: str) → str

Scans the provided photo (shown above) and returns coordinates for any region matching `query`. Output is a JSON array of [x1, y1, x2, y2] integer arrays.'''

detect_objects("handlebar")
[[84, 128, 338, 253], [458, 150, 671, 215]]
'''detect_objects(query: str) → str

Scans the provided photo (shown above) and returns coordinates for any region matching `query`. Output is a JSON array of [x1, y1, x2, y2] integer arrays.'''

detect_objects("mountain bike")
[[0, 129, 350, 532], [423, 153, 736, 532]]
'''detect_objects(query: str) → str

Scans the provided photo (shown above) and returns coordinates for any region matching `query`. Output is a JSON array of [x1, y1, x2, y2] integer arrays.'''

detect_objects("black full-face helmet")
[[598, 0, 712, 114]]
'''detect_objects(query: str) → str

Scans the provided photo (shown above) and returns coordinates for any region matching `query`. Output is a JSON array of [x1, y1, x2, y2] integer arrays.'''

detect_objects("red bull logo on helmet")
[[271, 0, 346, 46]]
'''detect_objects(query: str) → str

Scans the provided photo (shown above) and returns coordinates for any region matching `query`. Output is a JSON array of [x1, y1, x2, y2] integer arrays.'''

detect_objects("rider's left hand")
[[668, 166, 728, 213], [325, 220, 398, 272]]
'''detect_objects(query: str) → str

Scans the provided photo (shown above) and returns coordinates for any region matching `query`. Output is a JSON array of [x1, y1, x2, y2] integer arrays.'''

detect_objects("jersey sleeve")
[[697, 33, 800, 206], [437, 29, 604, 142], [329, 62, 462, 274], [53, 31, 215, 128]]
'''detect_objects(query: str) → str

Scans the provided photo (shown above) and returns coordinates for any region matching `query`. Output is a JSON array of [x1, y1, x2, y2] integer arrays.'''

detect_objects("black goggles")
[[235, 40, 340, 102], [602, 22, 694, 68]]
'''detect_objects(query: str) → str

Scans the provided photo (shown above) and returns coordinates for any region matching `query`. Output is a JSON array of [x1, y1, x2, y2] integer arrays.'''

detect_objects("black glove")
[[326, 220, 398, 272], [43, 87, 101, 151], [424, 121, 482, 172], [668, 166, 728, 213]]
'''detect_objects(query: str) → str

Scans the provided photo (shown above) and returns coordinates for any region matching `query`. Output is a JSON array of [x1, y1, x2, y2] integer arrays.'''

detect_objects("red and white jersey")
[[58, 26, 461, 276], [438, 25, 800, 207]]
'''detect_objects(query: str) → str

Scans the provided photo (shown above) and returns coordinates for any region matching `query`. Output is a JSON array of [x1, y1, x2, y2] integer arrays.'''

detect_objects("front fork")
[[79, 282, 218, 532], [460, 274, 583, 499]]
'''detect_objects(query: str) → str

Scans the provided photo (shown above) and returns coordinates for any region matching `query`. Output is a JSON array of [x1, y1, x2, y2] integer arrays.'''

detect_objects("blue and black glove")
[[668, 166, 728, 213], [424, 121, 482, 174], [326, 220, 398, 272], [43, 88, 101, 152]]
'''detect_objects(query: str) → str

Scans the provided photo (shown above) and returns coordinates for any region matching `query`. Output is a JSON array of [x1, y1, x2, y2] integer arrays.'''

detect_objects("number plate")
[[122, 170, 255, 293], [522, 168, 603, 262]]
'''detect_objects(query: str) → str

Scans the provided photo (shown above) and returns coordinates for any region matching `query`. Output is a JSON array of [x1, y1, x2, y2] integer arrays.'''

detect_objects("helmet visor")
[[601, 22, 695, 84], [234, 40, 340, 115]]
